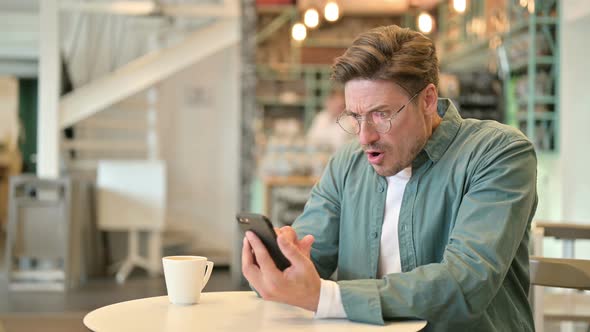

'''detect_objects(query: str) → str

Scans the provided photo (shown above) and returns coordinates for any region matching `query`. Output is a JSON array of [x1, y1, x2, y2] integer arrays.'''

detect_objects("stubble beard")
[[369, 135, 428, 177]]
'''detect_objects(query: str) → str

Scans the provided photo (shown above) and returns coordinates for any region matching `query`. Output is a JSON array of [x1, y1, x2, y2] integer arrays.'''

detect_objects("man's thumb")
[[277, 234, 306, 266], [299, 234, 314, 257]]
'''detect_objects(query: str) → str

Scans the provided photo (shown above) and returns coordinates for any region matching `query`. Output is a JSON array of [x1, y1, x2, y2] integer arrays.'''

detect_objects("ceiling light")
[[292, 23, 307, 41], [453, 0, 467, 13], [324, 2, 340, 22], [417, 12, 434, 34], [304, 8, 320, 28]]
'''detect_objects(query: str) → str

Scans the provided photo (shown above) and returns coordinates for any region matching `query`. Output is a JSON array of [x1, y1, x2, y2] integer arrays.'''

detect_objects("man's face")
[[344, 79, 431, 176]]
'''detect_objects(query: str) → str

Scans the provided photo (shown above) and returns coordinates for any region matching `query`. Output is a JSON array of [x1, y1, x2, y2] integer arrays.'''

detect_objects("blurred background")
[[0, 0, 588, 331]]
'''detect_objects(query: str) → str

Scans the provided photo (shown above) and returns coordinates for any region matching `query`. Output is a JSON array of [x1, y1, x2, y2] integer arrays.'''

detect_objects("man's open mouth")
[[365, 150, 385, 164], [368, 151, 382, 157]]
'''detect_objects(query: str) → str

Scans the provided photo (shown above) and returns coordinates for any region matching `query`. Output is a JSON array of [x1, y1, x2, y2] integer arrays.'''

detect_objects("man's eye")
[[374, 111, 389, 119]]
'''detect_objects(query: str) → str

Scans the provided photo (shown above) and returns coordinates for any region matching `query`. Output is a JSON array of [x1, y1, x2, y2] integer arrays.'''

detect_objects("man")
[[242, 25, 537, 331], [306, 87, 351, 152]]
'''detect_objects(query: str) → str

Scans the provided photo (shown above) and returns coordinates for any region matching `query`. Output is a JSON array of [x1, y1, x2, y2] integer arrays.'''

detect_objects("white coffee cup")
[[162, 256, 214, 305]]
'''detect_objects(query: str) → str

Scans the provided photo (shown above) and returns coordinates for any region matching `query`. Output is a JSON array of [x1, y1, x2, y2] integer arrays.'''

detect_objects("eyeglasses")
[[336, 88, 424, 135]]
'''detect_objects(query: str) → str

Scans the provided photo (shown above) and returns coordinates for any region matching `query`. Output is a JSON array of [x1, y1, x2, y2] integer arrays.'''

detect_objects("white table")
[[84, 291, 427, 332]]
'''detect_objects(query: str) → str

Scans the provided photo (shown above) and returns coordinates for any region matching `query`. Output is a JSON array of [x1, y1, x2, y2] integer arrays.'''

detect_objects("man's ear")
[[421, 83, 438, 115]]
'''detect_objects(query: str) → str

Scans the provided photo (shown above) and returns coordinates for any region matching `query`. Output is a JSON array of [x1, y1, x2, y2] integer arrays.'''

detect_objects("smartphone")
[[236, 212, 291, 271]]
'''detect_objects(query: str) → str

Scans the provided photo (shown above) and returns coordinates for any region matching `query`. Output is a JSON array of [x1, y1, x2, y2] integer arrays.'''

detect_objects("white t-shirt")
[[315, 167, 412, 318]]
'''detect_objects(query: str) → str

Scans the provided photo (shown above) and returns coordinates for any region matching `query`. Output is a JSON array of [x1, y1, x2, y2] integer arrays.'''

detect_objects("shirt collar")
[[412, 99, 462, 168]]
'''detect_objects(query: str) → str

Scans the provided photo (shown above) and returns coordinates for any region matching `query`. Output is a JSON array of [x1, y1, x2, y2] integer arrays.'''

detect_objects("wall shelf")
[[517, 112, 555, 122], [510, 56, 554, 73], [256, 64, 333, 133], [256, 98, 306, 107], [504, 0, 560, 151], [438, 0, 560, 151], [517, 96, 556, 106], [508, 16, 559, 34]]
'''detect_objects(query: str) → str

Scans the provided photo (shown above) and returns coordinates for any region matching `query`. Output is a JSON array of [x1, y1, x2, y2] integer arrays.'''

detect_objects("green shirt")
[[293, 99, 538, 331]]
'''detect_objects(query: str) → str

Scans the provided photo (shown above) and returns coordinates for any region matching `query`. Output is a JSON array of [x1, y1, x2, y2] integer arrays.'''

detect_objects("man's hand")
[[242, 227, 321, 312], [274, 226, 314, 258]]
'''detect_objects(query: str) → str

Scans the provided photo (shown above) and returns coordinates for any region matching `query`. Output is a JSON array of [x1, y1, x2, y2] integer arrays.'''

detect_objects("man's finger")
[[242, 236, 256, 267], [245, 231, 282, 277], [277, 234, 307, 267], [280, 226, 298, 243], [242, 236, 262, 286], [299, 234, 315, 257], [242, 237, 259, 271]]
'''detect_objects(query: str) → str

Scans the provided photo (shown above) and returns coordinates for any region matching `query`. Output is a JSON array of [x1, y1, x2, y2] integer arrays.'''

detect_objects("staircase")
[[62, 90, 156, 175], [56, 12, 239, 175]]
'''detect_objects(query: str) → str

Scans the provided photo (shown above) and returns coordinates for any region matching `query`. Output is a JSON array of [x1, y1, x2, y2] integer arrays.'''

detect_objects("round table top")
[[84, 291, 427, 332]]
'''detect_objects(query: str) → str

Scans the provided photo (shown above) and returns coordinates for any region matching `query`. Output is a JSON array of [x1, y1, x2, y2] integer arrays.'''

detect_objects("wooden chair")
[[531, 222, 590, 332]]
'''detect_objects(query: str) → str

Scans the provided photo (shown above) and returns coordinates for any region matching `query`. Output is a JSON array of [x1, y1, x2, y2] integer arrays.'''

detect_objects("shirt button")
[[378, 186, 385, 193], [401, 225, 407, 232], [371, 231, 378, 239]]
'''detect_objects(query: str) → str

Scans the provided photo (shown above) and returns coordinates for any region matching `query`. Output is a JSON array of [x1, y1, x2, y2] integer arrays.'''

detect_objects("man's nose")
[[358, 121, 379, 146]]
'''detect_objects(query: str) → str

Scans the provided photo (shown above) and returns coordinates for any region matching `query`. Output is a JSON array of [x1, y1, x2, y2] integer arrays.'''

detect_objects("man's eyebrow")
[[344, 104, 391, 114]]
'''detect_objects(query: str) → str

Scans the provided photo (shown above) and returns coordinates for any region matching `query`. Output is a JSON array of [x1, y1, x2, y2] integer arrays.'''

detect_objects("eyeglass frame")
[[336, 85, 427, 135]]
